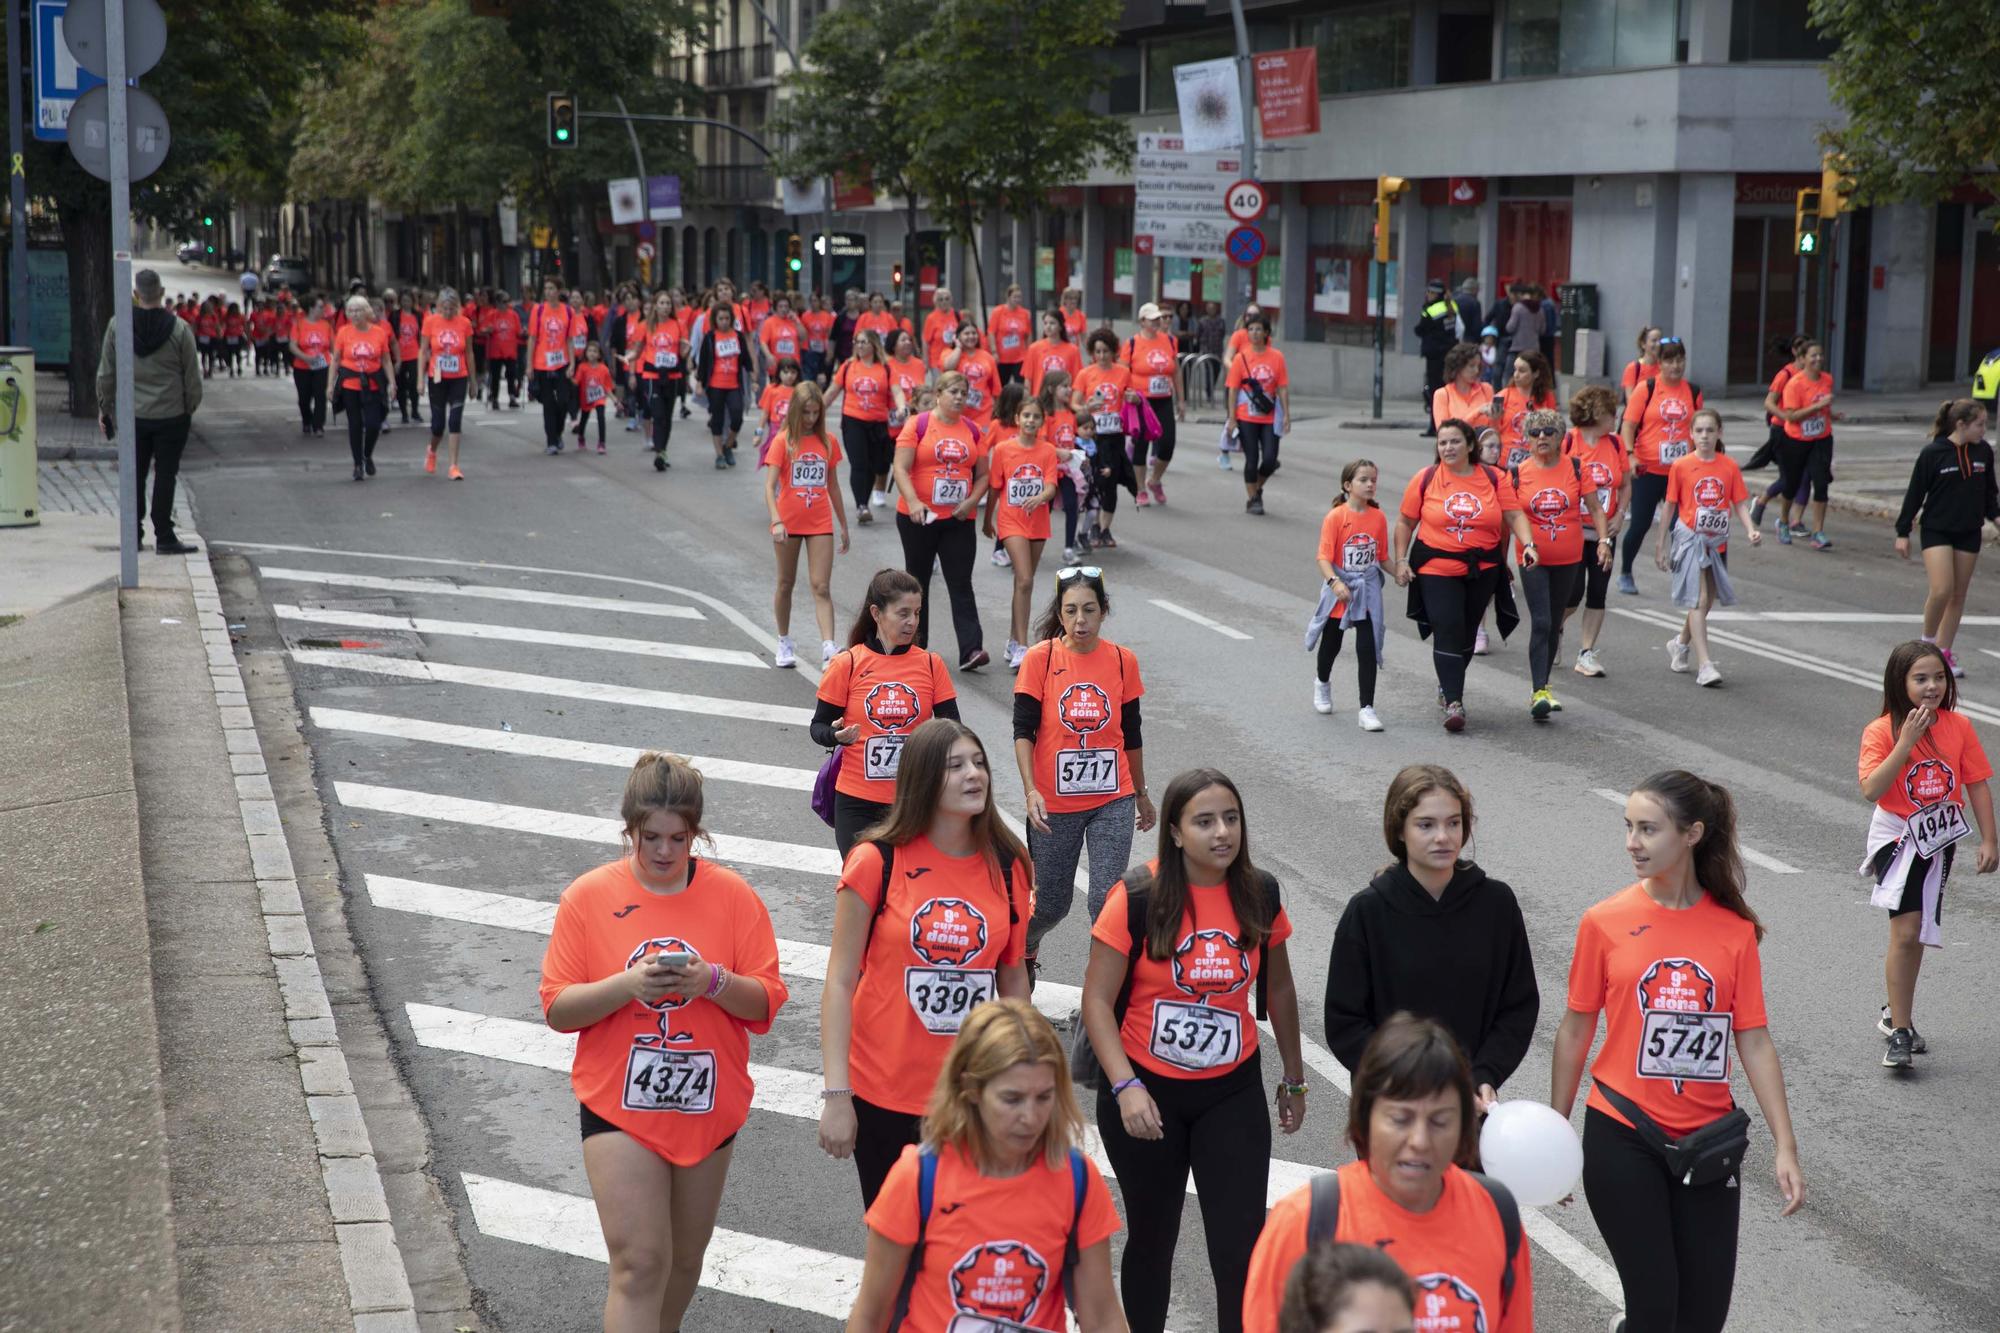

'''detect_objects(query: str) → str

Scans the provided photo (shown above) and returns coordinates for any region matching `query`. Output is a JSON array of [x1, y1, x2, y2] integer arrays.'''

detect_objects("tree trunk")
[[902, 194, 919, 321], [959, 207, 987, 333], [59, 200, 112, 418]]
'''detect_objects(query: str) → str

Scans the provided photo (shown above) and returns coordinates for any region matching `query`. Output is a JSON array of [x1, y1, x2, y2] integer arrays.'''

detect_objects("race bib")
[[1093, 411, 1122, 434], [309, 355, 328, 370], [1000, 333, 1022, 350], [775, 337, 797, 355], [1505, 445, 1531, 469], [1054, 747, 1119, 797], [1148, 1000, 1243, 1072], [1006, 474, 1043, 508], [623, 1046, 718, 1113], [1342, 545, 1377, 574], [570, 334, 587, 351], [653, 350, 675, 368], [1660, 439, 1691, 463], [585, 383, 607, 405], [1638, 1010, 1731, 1083], [1799, 414, 1828, 440], [1694, 506, 1729, 537], [1909, 799, 1971, 860], [904, 967, 997, 1036], [790, 454, 829, 491], [1147, 374, 1171, 396], [864, 733, 905, 781], [932, 475, 970, 508], [716, 336, 740, 358], [966, 386, 986, 409], [541, 348, 565, 369], [435, 354, 462, 376], [1595, 487, 1612, 513]]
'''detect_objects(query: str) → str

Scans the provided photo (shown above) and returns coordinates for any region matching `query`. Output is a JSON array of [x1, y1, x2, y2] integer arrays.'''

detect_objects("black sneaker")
[[364, 457, 376, 476], [653, 453, 668, 472], [1877, 1005, 1927, 1053], [1883, 1027, 1915, 1069], [154, 536, 199, 555], [1246, 495, 1265, 515]]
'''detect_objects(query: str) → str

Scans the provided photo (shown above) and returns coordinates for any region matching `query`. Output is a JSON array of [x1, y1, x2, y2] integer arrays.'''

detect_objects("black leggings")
[[428, 377, 466, 438], [487, 351, 521, 404], [1417, 565, 1503, 704], [395, 361, 419, 420], [707, 385, 745, 439], [344, 393, 381, 467], [1775, 433, 1833, 506], [832, 792, 891, 861], [896, 513, 983, 658], [533, 370, 569, 447], [1621, 471, 1671, 576], [852, 1094, 923, 1209], [1057, 476, 1080, 547], [1584, 1106, 1741, 1333], [650, 378, 679, 455], [1097, 1053, 1267, 1333], [293, 366, 327, 430], [1237, 420, 1280, 482], [1567, 556, 1611, 612], [1315, 619, 1377, 706], [841, 417, 891, 510], [1520, 562, 1581, 691], [1142, 396, 1177, 465], [1096, 436, 1135, 518], [575, 404, 606, 443]]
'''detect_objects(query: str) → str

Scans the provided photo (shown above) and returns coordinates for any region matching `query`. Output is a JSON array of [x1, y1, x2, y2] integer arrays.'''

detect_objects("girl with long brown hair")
[[763, 380, 850, 669]]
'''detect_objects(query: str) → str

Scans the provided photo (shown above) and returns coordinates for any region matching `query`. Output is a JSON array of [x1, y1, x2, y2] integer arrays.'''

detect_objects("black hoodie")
[[1323, 862, 1539, 1091], [1894, 433, 1999, 538], [133, 305, 179, 358]]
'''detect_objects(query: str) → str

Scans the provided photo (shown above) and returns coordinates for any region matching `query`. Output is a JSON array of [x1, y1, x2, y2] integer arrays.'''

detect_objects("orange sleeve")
[[1622, 388, 1648, 431], [1267, 905, 1294, 951], [817, 649, 852, 707], [928, 651, 957, 705], [1731, 931, 1769, 1031], [1316, 509, 1342, 565], [537, 882, 592, 1015], [862, 1145, 925, 1245], [1725, 463, 1747, 507], [839, 840, 888, 912], [729, 878, 789, 1036], [1089, 881, 1132, 952], [1012, 641, 1048, 703], [1564, 911, 1607, 1013], [1958, 714, 1994, 785], [896, 417, 919, 450], [1399, 471, 1427, 524], [1239, 1188, 1310, 1333], [1664, 463, 1685, 513], [1272, 352, 1289, 388], [1858, 718, 1893, 786], [1498, 1223, 1537, 1333]]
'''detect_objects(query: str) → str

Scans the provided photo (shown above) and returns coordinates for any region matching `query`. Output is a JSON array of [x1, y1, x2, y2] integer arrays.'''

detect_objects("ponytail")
[[1634, 770, 1763, 942], [1933, 397, 1983, 440]]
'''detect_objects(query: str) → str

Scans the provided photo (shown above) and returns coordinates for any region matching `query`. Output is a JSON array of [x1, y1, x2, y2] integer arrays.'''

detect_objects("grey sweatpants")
[[1025, 794, 1137, 957]]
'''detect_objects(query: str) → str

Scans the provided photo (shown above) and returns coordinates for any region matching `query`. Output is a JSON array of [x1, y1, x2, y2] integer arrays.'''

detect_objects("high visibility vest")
[[1975, 348, 2000, 400]]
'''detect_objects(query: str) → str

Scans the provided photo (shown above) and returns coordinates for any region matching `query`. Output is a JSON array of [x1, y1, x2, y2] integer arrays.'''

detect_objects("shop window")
[[1504, 0, 1680, 78], [1305, 202, 1376, 346], [1729, 0, 1834, 62], [1300, 3, 1411, 95], [1144, 31, 1234, 113]]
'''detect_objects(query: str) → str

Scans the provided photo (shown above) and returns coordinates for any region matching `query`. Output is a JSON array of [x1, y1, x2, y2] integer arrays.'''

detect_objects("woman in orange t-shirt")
[[893, 371, 991, 669], [1653, 409, 1760, 685], [983, 394, 1075, 662], [1618, 335, 1703, 588], [1226, 316, 1289, 514], [287, 297, 335, 436], [754, 356, 801, 467], [1024, 309, 1083, 400], [762, 382, 848, 669], [921, 289, 960, 370], [847, 1000, 1125, 1332], [989, 284, 1034, 383], [1491, 350, 1557, 470], [1775, 339, 1837, 547], [942, 320, 1001, 429], [817, 719, 1034, 1206], [1081, 768, 1303, 1333], [417, 286, 475, 479], [1073, 330, 1139, 550], [1242, 1014, 1532, 1333], [1508, 406, 1612, 717], [1560, 385, 1631, 678], [695, 301, 748, 467], [828, 331, 893, 522], [538, 753, 789, 1333], [1430, 343, 1498, 442], [331, 295, 395, 480], [1552, 771, 1803, 1333], [1123, 303, 1184, 505]]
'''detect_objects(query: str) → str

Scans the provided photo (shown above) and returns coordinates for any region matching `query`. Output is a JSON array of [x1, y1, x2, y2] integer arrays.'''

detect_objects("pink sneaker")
[[1943, 646, 1965, 678], [1149, 481, 1167, 506], [1133, 489, 1152, 508]]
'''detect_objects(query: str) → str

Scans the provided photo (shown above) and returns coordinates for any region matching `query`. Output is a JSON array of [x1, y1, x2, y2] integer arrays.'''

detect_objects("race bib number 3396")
[[904, 967, 997, 1035]]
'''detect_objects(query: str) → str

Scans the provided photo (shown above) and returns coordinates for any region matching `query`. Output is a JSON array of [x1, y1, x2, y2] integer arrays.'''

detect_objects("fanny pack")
[[1598, 1082, 1750, 1187], [1245, 380, 1275, 415]]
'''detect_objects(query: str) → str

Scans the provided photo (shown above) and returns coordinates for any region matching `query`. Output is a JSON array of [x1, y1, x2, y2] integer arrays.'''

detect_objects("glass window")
[[1730, 0, 1834, 61], [1436, 0, 1495, 85], [1302, 3, 1412, 95], [1505, 0, 1681, 77], [1144, 31, 1235, 113], [1305, 203, 1376, 345], [1106, 46, 1141, 115]]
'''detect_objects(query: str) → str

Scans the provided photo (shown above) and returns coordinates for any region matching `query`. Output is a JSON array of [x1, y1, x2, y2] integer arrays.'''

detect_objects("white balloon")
[[1478, 1101, 1583, 1208]]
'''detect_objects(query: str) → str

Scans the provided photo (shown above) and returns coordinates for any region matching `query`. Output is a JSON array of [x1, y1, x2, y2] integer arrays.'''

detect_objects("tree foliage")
[[1809, 0, 2000, 211]]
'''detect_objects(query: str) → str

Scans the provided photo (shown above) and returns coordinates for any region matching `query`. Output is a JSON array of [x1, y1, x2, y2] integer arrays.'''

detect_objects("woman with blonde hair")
[[763, 380, 850, 668], [845, 999, 1128, 1331]]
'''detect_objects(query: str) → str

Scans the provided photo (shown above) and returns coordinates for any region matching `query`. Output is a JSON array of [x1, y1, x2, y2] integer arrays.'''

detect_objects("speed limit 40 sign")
[[1225, 180, 1268, 223]]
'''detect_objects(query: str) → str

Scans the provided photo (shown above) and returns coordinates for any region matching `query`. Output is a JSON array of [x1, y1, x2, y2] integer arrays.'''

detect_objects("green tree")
[[1809, 0, 2000, 212]]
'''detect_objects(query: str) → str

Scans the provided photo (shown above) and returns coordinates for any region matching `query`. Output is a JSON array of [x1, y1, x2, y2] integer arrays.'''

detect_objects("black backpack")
[[1305, 1168, 1522, 1314], [858, 839, 1019, 972]]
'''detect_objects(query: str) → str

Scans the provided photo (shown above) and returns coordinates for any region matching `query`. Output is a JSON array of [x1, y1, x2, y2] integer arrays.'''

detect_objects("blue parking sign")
[[34, 0, 106, 142]]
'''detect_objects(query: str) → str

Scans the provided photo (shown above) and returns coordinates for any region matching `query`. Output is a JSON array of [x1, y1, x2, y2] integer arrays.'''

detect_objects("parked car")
[[263, 255, 311, 294], [176, 241, 202, 264]]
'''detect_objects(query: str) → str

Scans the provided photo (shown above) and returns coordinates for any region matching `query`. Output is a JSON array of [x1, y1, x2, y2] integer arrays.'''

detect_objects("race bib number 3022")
[[623, 1046, 718, 1112]]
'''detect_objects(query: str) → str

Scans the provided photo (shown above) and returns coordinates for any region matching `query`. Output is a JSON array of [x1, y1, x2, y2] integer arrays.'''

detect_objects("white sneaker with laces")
[[1358, 705, 1385, 732], [1007, 642, 1027, 669], [991, 547, 1011, 567], [1667, 636, 1691, 673], [821, 639, 838, 666], [774, 635, 797, 669], [1696, 660, 1722, 687], [1574, 648, 1605, 677], [1312, 681, 1334, 714], [1063, 545, 1077, 562], [1473, 627, 1491, 655], [869, 489, 888, 508]]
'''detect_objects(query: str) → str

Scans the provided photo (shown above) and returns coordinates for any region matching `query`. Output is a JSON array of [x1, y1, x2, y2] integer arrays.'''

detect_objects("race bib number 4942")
[[904, 967, 997, 1036], [1909, 799, 1971, 859], [623, 1046, 718, 1112], [1637, 1010, 1731, 1083], [1148, 1000, 1242, 1071]]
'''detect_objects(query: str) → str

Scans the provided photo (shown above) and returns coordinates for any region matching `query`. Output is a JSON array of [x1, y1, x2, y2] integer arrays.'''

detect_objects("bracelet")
[[1277, 1078, 1308, 1098], [705, 963, 728, 998], [820, 1087, 853, 1099], [1110, 1077, 1144, 1097]]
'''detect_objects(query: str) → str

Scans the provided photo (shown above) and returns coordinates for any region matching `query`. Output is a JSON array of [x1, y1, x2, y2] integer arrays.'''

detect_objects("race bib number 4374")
[[624, 1047, 718, 1112]]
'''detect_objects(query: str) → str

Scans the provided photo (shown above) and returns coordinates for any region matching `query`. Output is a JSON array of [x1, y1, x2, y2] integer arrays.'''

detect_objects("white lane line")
[[258, 566, 705, 620], [463, 1173, 864, 1319], [289, 650, 812, 726], [310, 708, 816, 791], [334, 783, 842, 877], [1710, 612, 2000, 625], [1589, 787, 1800, 874], [275, 603, 768, 669], [1148, 598, 1253, 641]]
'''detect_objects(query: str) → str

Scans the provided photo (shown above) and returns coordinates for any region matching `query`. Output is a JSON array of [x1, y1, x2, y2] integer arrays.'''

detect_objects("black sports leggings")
[[832, 792, 890, 861], [575, 404, 606, 443], [1584, 1107, 1742, 1333], [841, 416, 891, 510], [1775, 433, 1834, 506], [533, 370, 569, 447], [1097, 1053, 1267, 1333], [1096, 435, 1134, 518], [1416, 564, 1503, 704], [896, 512, 983, 658], [1621, 471, 1671, 576], [293, 366, 327, 430], [851, 1094, 922, 1210], [1315, 618, 1377, 706], [650, 378, 678, 455], [1520, 562, 1581, 691]]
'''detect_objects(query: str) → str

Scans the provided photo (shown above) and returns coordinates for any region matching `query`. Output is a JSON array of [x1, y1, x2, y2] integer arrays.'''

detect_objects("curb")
[[37, 442, 119, 461], [180, 539, 422, 1333]]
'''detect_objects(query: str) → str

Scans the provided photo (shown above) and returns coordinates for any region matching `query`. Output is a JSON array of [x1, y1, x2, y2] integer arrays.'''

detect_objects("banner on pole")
[[1253, 48, 1320, 139], [646, 175, 683, 221], [607, 178, 644, 226], [1173, 57, 1243, 154]]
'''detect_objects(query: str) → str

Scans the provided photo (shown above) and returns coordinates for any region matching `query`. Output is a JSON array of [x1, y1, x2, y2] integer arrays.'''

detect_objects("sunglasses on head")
[[1658, 336, 1685, 348], [1056, 565, 1102, 583]]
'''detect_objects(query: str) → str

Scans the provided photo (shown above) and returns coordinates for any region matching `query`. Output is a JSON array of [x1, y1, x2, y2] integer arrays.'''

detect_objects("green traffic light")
[[1798, 232, 1818, 255], [788, 258, 803, 272], [205, 245, 214, 254], [202, 215, 213, 226], [555, 128, 570, 142]]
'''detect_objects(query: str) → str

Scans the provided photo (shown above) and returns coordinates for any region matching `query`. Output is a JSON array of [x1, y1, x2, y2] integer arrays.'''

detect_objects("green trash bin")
[[0, 347, 38, 528]]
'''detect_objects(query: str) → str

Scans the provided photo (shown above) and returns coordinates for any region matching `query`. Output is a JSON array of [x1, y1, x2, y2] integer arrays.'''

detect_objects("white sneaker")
[[869, 489, 889, 508], [1313, 681, 1334, 714], [1063, 546, 1077, 562], [1697, 660, 1722, 687], [1218, 451, 1232, 470], [1358, 705, 1385, 732], [774, 635, 797, 668], [991, 547, 1011, 567], [821, 639, 838, 666], [1473, 627, 1491, 655], [1007, 642, 1027, 669], [1574, 648, 1605, 677], [1667, 636, 1691, 673]]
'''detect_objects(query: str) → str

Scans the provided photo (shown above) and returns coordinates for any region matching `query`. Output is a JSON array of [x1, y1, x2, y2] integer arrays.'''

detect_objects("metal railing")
[[1179, 351, 1222, 407]]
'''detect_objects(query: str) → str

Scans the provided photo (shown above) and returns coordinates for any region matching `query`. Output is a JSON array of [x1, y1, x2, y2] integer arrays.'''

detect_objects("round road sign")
[[1226, 224, 1266, 269], [636, 241, 656, 261], [1225, 180, 1268, 223]]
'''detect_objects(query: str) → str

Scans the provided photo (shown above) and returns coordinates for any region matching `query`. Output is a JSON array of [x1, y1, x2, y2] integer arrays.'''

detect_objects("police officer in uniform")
[[1415, 278, 1462, 438], [1974, 346, 2000, 425]]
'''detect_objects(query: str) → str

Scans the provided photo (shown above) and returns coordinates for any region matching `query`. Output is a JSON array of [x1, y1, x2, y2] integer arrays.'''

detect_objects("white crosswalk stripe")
[[276, 602, 768, 667], [258, 565, 706, 620]]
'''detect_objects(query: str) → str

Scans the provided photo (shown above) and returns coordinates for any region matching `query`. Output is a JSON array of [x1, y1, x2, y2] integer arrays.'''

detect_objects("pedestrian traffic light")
[[547, 93, 577, 149], [1794, 188, 1823, 256], [1820, 153, 1856, 219], [1373, 176, 1409, 264], [202, 214, 213, 226], [786, 234, 803, 273]]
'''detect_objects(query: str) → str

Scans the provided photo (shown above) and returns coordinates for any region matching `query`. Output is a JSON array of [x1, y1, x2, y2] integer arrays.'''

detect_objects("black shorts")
[[1566, 557, 1612, 611], [1870, 838, 1954, 917], [580, 1101, 739, 1151], [1921, 526, 1982, 554]]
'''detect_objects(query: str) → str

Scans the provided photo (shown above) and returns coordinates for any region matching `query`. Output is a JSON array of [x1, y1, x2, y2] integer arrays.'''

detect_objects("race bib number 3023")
[[624, 1046, 718, 1112]]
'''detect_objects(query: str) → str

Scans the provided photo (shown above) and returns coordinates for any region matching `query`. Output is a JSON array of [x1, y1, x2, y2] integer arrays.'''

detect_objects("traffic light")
[[1794, 188, 1823, 256], [547, 93, 577, 148], [786, 233, 803, 274], [1820, 153, 1856, 219], [202, 214, 213, 226], [892, 263, 904, 290], [1373, 176, 1409, 264]]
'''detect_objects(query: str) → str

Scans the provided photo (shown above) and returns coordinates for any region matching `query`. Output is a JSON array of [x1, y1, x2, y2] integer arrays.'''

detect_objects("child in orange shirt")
[[570, 342, 616, 453], [1308, 460, 1390, 730], [755, 356, 801, 469], [1653, 408, 1760, 686]]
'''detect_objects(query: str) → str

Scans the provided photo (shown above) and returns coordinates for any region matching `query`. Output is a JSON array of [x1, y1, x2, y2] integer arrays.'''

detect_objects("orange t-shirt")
[[1062, 307, 1088, 342], [1242, 1162, 1534, 1333], [817, 643, 957, 801], [1766, 364, 1797, 427], [333, 323, 391, 391], [1015, 638, 1143, 816], [1074, 364, 1133, 435], [537, 857, 789, 1165], [1493, 386, 1557, 469], [886, 355, 927, 407], [835, 358, 891, 423], [1091, 866, 1292, 1080], [1621, 358, 1660, 391], [1227, 347, 1288, 426], [838, 838, 1030, 1113], [1431, 379, 1496, 432], [759, 316, 804, 363], [770, 430, 842, 535], [1123, 332, 1179, 398], [1564, 429, 1627, 520], [867, 1142, 1121, 1330], [953, 349, 1001, 425], [988, 436, 1062, 542], [707, 330, 745, 390], [989, 305, 1033, 363], [758, 382, 795, 432], [1024, 339, 1082, 398], [640, 319, 684, 380], [1399, 464, 1518, 578], [896, 413, 983, 521], [1781, 369, 1834, 442], [391, 309, 421, 361], [1506, 454, 1590, 566], [291, 318, 334, 371], [1624, 376, 1703, 476], [801, 309, 835, 355], [1664, 451, 1747, 549], [1859, 708, 1992, 822], [1565, 884, 1768, 1137], [531, 303, 580, 371], [574, 362, 615, 411], [1044, 408, 1077, 453], [857, 310, 903, 346], [1316, 503, 1390, 618], [420, 313, 473, 380], [921, 310, 960, 368]]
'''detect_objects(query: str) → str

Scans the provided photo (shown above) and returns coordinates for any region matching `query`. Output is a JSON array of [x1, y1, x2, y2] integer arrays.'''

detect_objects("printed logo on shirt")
[[1582, 459, 1615, 491], [1635, 957, 1715, 1013], [1056, 682, 1113, 737], [1658, 394, 1691, 438], [1527, 486, 1572, 536], [1171, 929, 1250, 998], [908, 897, 989, 966], [949, 1240, 1050, 1322], [1905, 757, 1956, 807], [1411, 1271, 1489, 1333], [1693, 475, 1727, 509], [1441, 490, 1484, 541], [862, 681, 922, 733], [933, 435, 973, 469], [623, 936, 702, 1042]]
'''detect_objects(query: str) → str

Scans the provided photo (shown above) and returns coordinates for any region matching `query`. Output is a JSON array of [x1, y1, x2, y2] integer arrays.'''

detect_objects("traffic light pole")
[[7, 0, 27, 347]]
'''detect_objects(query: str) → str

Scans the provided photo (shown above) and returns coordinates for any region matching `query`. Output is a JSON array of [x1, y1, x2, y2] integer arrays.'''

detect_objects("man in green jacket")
[[96, 268, 203, 554]]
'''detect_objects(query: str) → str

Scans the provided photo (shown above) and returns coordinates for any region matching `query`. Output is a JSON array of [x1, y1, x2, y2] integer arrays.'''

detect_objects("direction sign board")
[[1134, 132, 1237, 261], [1226, 225, 1266, 269], [1225, 180, 1267, 223], [33, 0, 104, 142]]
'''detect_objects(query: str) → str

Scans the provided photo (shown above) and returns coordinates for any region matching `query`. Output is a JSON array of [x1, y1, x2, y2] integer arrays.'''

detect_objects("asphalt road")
[[181, 365, 2000, 1333]]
